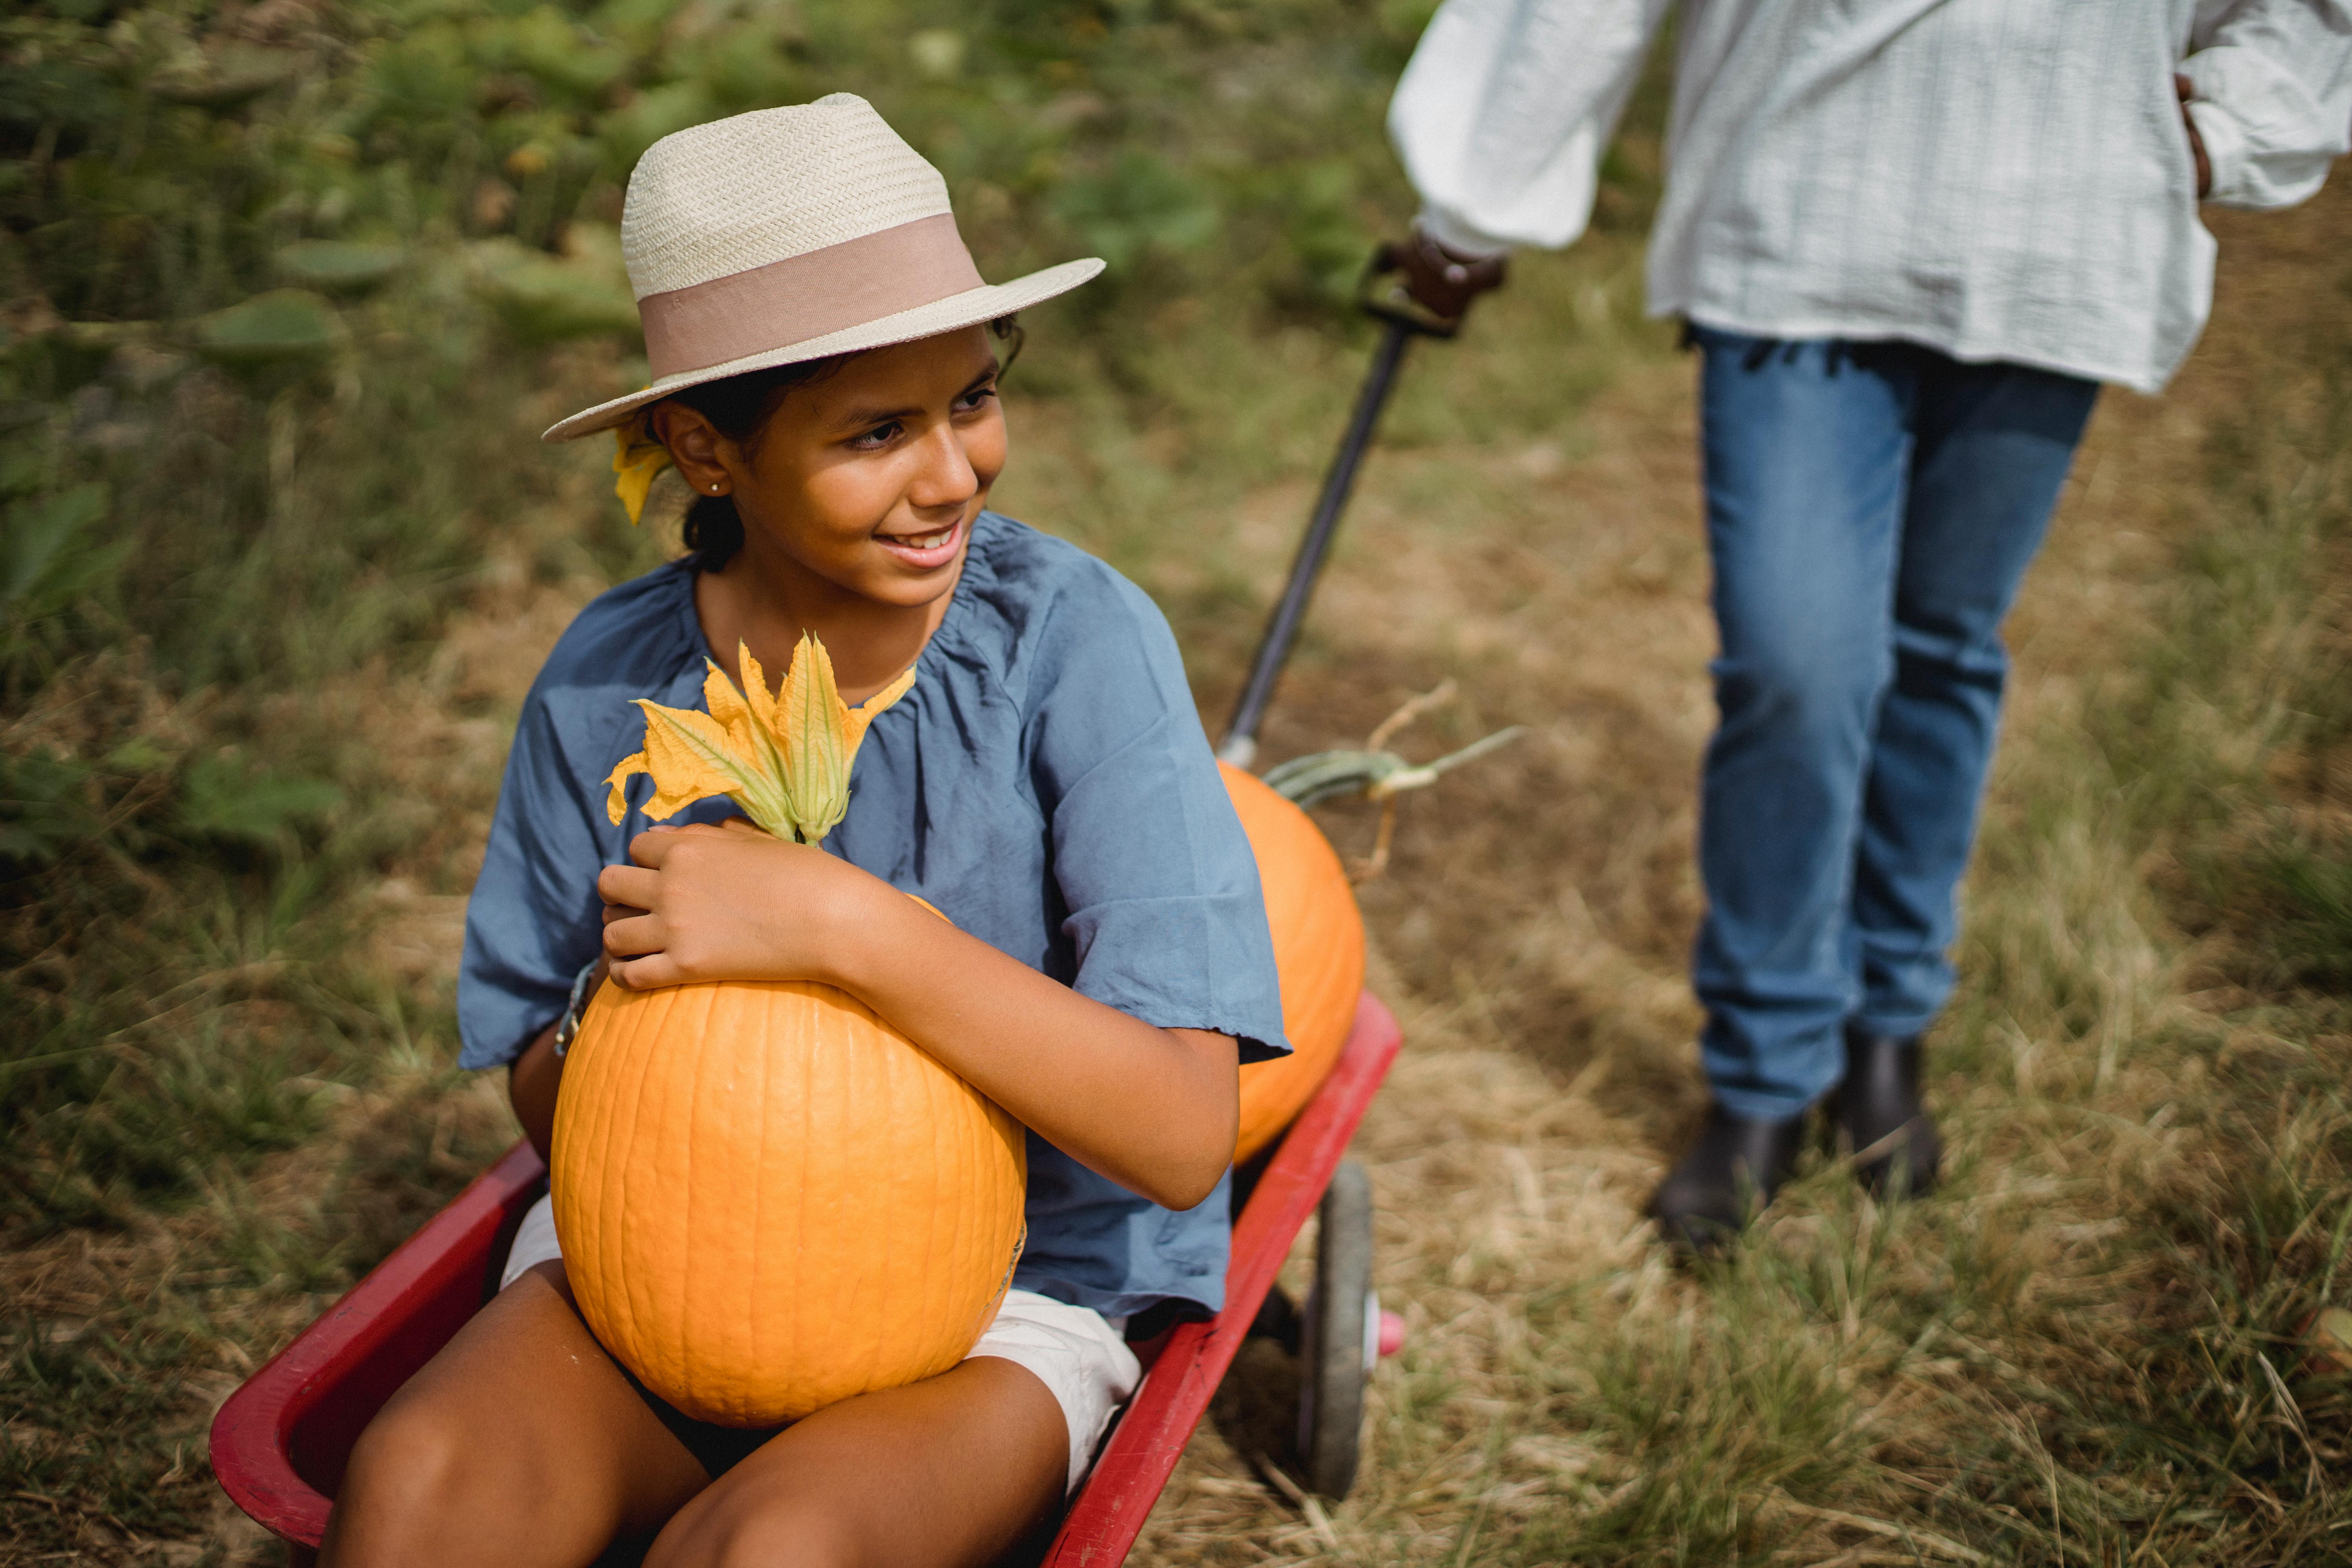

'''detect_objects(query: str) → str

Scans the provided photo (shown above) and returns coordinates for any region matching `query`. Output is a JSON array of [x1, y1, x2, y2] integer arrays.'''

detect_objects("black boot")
[[1833, 1024, 1941, 1198], [1648, 1104, 1808, 1255]]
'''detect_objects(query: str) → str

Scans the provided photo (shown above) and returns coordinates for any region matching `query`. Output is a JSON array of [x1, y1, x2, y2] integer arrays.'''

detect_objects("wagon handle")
[[1215, 245, 1466, 768]]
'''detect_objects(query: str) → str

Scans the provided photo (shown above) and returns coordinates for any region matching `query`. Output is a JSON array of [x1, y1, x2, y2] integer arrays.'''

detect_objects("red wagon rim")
[[207, 1141, 548, 1545], [1045, 991, 1399, 1564]]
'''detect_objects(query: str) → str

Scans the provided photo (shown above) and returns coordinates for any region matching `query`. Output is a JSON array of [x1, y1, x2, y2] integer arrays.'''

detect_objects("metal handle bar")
[[1216, 247, 1460, 767]]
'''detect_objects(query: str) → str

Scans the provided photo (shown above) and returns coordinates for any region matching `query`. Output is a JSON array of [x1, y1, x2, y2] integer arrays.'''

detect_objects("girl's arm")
[[508, 952, 613, 1162], [595, 823, 1240, 1212], [508, 1025, 561, 1164]]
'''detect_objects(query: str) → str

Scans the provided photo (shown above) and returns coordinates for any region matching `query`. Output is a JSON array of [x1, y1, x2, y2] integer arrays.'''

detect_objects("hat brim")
[[541, 258, 1105, 443]]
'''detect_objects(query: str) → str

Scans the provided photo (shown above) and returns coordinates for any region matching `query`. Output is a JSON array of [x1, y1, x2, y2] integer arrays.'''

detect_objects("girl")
[[321, 96, 1287, 1568]]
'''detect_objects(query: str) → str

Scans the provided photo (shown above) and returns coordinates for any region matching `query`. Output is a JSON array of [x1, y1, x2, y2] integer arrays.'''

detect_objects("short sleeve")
[[1025, 572, 1290, 1064], [455, 684, 614, 1071]]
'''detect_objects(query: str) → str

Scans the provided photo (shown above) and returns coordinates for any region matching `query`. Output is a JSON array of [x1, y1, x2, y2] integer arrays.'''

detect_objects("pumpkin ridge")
[[904, 1041, 932, 1377], [849, 995, 885, 1392], [567, 989, 608, 1318], [577, 988, 632, 1359], [858, 998, 884, 1397], [585, 993, 625, 1370], [791, 986, 820, 1412], [637, 993, 675, 1381], [615, 989, 666, 1394], [785, 988, 807, 1411], [742, 984, 771, 1418], [568, 986, 613, 1308], [580, 989, 635, 1353], [865, 1013, 885, 1387], [682, 982, 726, 1416], [615, 993, 660, 1365], [803, 987, 829, 1410], [820, 988, 846, 1407], [676, 986, 702, 1409], [928, 1045, 956, 1368], [823, 987, 854, 1408], [938, 1062, 963, 1348], [907, 1018, 945, 1374]]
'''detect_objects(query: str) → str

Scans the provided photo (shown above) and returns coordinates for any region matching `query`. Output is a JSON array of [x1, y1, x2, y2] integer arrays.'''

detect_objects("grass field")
[[4, 2, 2349, 1563]]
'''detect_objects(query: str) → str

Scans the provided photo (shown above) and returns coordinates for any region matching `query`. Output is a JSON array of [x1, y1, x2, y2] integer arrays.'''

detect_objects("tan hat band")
[[636, 212, 986, 379]]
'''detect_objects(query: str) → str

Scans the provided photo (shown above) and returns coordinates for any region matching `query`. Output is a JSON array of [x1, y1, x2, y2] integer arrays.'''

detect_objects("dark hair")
[[666, 315, 1026, 573]]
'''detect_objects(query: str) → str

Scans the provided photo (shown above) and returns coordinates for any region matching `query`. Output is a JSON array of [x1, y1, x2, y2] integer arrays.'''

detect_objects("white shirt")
[[1390, 0, 2352, 392]]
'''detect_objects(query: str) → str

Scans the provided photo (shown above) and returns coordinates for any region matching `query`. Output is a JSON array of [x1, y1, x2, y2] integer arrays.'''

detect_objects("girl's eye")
[[955, 384, 998, 414], [847, 421, 901, 450]]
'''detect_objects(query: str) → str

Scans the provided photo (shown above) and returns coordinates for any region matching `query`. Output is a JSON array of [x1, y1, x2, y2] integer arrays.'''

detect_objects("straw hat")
[[543, 94, 1102, 443]]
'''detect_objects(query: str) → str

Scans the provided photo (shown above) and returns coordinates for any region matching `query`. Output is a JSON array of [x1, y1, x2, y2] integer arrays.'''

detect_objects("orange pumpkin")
[[557, 634, 1024, 1426], [1221, 762, 1367, 1161], [551, 969, 1027, 1426]]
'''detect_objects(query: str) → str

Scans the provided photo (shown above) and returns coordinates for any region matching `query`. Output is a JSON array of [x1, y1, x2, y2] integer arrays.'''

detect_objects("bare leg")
[[644, 1355, 1068, 1568], [320, 1262, 709, 1568]]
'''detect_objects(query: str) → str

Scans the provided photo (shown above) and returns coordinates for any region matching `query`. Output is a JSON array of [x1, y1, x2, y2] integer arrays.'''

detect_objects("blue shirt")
[[457, 511, 1290, 1318]]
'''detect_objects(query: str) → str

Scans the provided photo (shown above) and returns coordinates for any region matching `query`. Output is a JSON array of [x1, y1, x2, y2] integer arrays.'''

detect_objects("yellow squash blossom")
[[606, 633, 916, 844], [612, 412, 673, 526]]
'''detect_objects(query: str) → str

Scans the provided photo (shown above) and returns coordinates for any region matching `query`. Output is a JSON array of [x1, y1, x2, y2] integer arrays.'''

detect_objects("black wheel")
[[1297, 1158, 1374, 1499]]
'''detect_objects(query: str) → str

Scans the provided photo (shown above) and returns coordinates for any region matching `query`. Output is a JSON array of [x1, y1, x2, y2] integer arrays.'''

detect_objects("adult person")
[[1383, 0, 2352, 1250]]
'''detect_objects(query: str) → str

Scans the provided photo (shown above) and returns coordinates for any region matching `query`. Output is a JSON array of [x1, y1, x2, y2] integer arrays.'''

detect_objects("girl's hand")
[[595, 820, 889, 991]]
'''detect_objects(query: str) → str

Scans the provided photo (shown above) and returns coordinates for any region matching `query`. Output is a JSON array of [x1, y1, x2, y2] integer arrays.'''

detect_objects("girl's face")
[[661, 326, 1006, 611]]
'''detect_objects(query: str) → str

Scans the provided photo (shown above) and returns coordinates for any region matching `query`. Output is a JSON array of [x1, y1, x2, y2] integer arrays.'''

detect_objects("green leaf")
[[597, 80, 715, 171], [0, 750, 95, 866], [178, 754, 344, 847], [188, 290, 348, 368], [146, 49, 299, 109], [274, 241, 409, 294], [102, 737, 176, 773], [1050, 150, 1222, 274], [468, 236, 640, 346], [501, 5, 627, 98], [4, 483, 111, 605]]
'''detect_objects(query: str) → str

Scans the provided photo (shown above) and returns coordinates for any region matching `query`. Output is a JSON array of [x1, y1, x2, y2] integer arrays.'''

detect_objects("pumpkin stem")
[[1367, 725, 1529, 798], [1259, 725, 1526, 809], [1365, 677, 1457, 752], [1350, 797, 1400, 884], [1257, 679, 1529, 878]]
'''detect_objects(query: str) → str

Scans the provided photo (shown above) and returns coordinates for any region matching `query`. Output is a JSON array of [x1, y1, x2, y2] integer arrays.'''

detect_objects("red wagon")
[[210, 992, 1401, 1566]]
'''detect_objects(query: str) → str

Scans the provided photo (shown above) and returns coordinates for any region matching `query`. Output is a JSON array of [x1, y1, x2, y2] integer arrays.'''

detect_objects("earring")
[[709, 483, 721, 493]]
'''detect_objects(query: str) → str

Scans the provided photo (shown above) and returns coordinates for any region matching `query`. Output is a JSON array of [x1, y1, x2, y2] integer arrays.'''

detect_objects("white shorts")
[[500, 1193, 1138, 1491]]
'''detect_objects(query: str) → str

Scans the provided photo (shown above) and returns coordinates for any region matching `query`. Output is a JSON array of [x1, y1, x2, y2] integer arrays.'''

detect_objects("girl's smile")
[[873, 512, 965, 570]]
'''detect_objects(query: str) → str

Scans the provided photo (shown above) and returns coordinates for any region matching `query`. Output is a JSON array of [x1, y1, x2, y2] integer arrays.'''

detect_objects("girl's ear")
[[650, 403, 733, 496]]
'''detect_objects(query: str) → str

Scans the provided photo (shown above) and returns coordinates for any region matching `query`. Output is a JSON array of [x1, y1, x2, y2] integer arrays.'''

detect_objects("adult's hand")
[[1395, 225, 1508, 324], [2176, 74, 2212, 199]]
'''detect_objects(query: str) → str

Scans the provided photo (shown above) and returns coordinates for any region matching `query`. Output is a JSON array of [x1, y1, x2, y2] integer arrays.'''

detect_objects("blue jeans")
[[1689, 327, 2100, 1121]]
